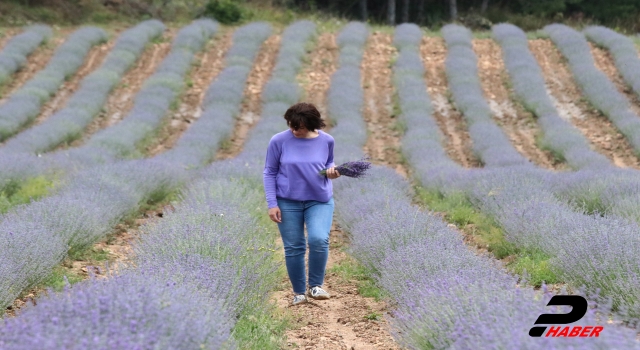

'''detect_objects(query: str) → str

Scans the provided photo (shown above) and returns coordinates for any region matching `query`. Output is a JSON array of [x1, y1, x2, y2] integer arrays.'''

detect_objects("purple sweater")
[[263, 130, 335, 208]]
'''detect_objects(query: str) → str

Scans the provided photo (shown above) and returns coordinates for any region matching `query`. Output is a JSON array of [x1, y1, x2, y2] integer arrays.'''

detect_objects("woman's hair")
[[284, 102, 326, 131]]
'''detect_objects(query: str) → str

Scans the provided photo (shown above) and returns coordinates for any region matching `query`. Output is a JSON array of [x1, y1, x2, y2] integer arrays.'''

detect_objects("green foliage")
[[415, 187, 560, 286], [0, 176, 56, 213], [232, 304, 289, 349], [203, 0, 243, 24], [328, 256, 385, 301]]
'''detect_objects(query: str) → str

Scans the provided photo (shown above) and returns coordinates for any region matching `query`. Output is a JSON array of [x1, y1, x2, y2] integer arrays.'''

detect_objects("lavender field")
[[1, 17, 640, 349]]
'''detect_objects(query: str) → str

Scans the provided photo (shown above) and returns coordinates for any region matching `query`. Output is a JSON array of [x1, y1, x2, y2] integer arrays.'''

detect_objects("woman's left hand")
[[326, 167, 340, 179]]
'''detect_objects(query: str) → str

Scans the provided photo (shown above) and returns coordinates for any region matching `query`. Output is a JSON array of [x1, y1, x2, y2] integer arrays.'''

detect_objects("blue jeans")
[[276, 197, 334, 295]]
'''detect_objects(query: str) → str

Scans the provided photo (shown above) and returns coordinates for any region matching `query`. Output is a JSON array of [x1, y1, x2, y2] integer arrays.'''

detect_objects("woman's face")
[[290, 124, 313, 138]]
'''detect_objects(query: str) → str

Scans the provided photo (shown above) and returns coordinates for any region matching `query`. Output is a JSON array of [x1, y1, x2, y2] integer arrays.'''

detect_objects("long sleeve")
[[263, 137, 281, 209], [325, 137, 335, 169]]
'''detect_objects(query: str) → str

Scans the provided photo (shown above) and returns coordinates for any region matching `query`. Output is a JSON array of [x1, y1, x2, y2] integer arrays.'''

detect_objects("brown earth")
[[589, 42, 640, 116], [529, 39, 640, 169], [0, 28, 18, 52], [272, 224, 400, 350], [215, 33, 282, 160], [62, 29, 175, 150], [0, 29, 71, 100], [473, 38, 560, 170], [298, 32, 338, 123], [421, 36, 480, 168], [270, 31, 400, 349], [362, 32, 406, 177], [148, 29, 234, 157]]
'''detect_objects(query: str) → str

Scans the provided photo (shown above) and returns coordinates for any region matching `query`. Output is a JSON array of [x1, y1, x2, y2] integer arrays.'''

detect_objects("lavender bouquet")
[[319, 157, 371, 178]]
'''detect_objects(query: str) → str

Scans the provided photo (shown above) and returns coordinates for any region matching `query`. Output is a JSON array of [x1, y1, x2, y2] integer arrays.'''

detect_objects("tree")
[[388, 0, 396, 25], [481, 0, 489, 13], [450, 0, 458, 21], [402, 0, 410, 23], [417, 0, 425, 24], [360, 0, 368, 21]]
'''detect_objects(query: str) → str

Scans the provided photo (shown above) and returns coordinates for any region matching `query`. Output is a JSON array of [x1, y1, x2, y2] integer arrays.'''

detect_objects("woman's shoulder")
[[318, 130, 334, 142], [270, 130, 294, 143]]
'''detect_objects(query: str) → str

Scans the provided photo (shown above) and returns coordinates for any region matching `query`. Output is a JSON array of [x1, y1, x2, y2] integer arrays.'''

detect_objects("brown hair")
[[283, 102, 326, 131]]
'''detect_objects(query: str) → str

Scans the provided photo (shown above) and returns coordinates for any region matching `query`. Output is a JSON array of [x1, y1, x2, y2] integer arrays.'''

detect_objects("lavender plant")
[[0, 25, 52, 87], [155, 22, 271, 168], [0, 27, 108, 141], [584, 26, 640, 100], [492, 23, 610, 170], [319, 157, 371, 178], [327, 23, 640, 348], [0, 20, 165, 155], [442, 24, 531, 168], [392, 23, 462, 191], [545, 24, 640, 155], [0, 271, 235, 349]]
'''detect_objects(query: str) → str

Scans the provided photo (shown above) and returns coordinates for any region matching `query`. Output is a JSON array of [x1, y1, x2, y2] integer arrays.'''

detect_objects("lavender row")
[[392, 23, 461, 191], [0, 268, 234, 349], [0, 20, 166, 155], [327, 22, 368, 163], [584, 26, 640, 100], [156, 22, 272, 167], [0, 25, 52, 87], [229, 20, 317, 169], [67, 19, 219, 162], [0, 19, 220, 311], [0, 21, 310, 347], [442, 24, 530, 168], [492, 23, 611, 170], [545, 24, 640, 155], [0, 27, 107, 142], [339, 23, 640, 348]]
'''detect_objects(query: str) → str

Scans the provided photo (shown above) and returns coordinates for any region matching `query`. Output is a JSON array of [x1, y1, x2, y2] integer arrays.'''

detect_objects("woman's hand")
[[326, 167, 341, 179], [268, 207, 282, 223]]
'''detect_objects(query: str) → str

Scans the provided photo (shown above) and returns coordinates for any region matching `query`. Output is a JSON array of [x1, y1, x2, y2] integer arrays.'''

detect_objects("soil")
[[62, 29, 175, 150], [472, 39, 560, 170], [529, 39, 640, 169], [298, 32, 338, 123], [0, 28, 18, 51], [269, 31, 400, 350], [147, 29, 234, 157], [362, 32, 406, 177], [29, 37, 115, 128], [0, 29, 70, 100], [214, 33, 282, 160], [589, 42, 640, 117], [272, 223, 400, 350], [421, 36, 480, 168]]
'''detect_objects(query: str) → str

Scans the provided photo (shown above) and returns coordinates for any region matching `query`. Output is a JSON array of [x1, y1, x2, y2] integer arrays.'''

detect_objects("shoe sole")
[[308, 293, 330, 300]]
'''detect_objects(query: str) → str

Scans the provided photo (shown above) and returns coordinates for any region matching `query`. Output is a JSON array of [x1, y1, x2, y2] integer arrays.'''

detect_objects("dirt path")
[[529, 39, 640, 168], [421, 36, 479, 168], [0, 29, 69, 100], [362, 32, 406, 177], [589, 42, 640, 116], [0, 28, 18, 52], [268, 30, 400, 350], [30, 37, 115, 127], [214, 33, 282, 160], [473, 39, 560, 170], [147, 29, 234, 157], [60, 29, 175, 150], [298, 32, 338, 122]]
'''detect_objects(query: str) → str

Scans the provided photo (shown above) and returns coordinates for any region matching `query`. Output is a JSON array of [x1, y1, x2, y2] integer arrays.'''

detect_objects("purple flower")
[[319, 157, 371, 178]]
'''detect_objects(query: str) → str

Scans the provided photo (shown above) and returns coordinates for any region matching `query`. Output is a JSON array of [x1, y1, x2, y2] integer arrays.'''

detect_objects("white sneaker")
[[308, 286, 330, 300], [292, 294, 307, 305]]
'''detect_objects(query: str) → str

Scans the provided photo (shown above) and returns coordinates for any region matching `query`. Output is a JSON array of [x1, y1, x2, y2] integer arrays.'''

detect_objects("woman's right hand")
[[268, 207, 282, 223]]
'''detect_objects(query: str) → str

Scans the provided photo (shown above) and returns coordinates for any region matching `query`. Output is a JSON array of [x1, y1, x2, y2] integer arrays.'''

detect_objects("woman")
[[263, 102, 340, 306]]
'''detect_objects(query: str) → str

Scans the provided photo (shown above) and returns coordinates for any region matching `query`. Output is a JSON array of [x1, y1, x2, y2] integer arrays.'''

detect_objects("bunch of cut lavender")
[[320, 157, 371, 178]]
